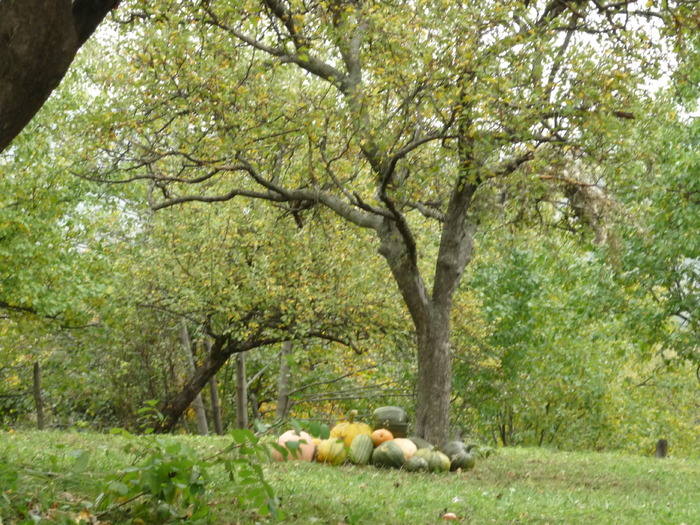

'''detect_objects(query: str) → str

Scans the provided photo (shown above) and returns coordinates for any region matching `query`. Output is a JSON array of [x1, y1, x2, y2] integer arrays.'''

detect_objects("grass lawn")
[[1, 430, 699, 524]]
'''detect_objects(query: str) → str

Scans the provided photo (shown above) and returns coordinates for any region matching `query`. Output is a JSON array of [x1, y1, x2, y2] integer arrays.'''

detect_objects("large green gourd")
[[413, 448, 451, 473], [441, 441, 476, 471], [371, 406, 409, 438], [348, 434, 374, 465], [403, 455, 429, 473], [371, 440, 405, 469]]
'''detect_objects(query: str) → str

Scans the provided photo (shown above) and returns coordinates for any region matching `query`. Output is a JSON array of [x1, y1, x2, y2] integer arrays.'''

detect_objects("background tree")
[[78, 0, 690, 443], [617, 114, 700, 366], [0, 65, 129, 428], [85, 171, 410, 431]]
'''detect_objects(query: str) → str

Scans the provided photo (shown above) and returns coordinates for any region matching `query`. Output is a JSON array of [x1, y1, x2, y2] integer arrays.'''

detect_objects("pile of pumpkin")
[[271, 406, 477, 473]]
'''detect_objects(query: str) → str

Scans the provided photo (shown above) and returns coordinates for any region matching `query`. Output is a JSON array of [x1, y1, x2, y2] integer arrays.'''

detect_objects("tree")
[[0, 0, 120, 153], [78, 0, 692, 444], [616, 108, 700, 368], [82, 167, 407, 432], [0, 65, 128, 430], [466, 230, 625, 447]]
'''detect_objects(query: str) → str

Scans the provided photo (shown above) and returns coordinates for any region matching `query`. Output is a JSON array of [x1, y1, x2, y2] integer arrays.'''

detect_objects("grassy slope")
[[1, 431, 699, 524]]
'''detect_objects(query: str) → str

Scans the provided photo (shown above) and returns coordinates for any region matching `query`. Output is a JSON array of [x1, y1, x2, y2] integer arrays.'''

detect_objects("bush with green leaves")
[[95, 426, 283, 523]]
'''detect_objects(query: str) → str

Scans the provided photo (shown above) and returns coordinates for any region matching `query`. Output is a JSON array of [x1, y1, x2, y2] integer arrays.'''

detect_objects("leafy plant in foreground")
[[96, 429, 211, 522], [95, 425, 284, 523]]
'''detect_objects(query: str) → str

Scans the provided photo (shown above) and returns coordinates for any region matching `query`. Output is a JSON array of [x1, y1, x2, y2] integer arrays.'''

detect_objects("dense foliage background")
[[1, 0, 698, 455]]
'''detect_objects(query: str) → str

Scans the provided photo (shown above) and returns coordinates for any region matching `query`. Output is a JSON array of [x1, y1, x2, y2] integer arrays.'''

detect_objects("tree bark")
[[178, 321, 209, 435], [32, 362, 45, 430], [157, 336, 231, 433], [275, 341, 293, 419], [208, 376, 224, 434], [156, 332, 283, 433], [235, 352, 249, 429], [0, 0, 119, 153], [413, 307, 453, 447], [205, 340, 224, 435]]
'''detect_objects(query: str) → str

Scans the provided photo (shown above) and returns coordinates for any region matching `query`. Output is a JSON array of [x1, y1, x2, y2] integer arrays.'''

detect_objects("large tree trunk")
[[179, 321, 209, 435], [0, 0, 118, 153], [275, 341, 293, 419], [376, 175, 478, 447], [413, 308, 453, 446]]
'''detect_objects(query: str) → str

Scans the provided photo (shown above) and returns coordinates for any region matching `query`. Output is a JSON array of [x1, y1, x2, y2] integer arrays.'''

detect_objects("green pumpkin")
[[348, 433, 374, 465], [446, 449, 475, 471], [441, 441, 476, 471], [413, 448, 451, 473], [408, 436, 433, 450], [463, 452, 476, 470], [403, 455, 429, 473], [371, 440, 405, 469], [371, 406, 409, 438]]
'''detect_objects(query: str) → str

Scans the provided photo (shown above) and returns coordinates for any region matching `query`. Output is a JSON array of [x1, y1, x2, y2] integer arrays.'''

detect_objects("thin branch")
[[491, 151, 536, 178], [387, 131, 450, 170], [545, 18, 577, 100], [203, 4, 347, 90], [0, 301, 41, 316], [538, 174, 598, 187], [287, 365, 378, 397], [305, 330, 359, 352], [246, 364, 270, 389], [202, 10, 285, 57]]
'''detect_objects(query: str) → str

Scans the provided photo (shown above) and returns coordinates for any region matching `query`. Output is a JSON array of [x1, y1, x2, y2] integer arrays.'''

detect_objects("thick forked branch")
[[155, 333, 285, 433], [432, 176, 478, 308]]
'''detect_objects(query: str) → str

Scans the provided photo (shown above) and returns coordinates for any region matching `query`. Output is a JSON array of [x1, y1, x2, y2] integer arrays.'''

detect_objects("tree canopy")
[[70, 0, 699, 444]]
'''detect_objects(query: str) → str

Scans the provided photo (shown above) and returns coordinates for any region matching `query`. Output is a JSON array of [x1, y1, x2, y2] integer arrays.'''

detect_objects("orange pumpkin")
[[371, 428, 394, 447], [271, 430, 315, 462]]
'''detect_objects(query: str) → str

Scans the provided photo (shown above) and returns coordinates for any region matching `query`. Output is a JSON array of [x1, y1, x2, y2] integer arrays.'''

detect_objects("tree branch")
[[150, 187, 285, 210], [0, 0, 118, 152]]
